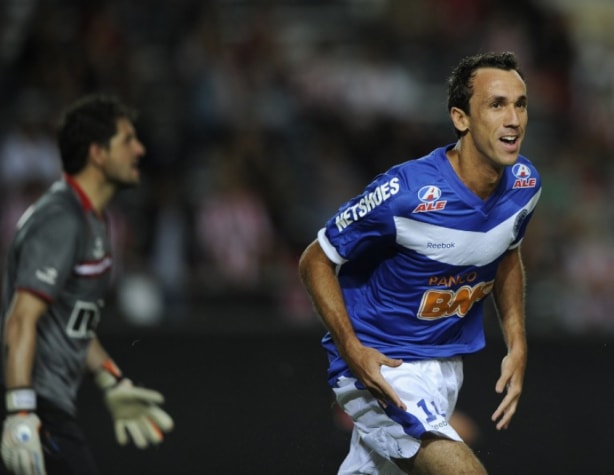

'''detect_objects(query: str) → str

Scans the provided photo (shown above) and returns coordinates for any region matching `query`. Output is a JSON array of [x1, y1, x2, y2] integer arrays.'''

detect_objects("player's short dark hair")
[[57, 94, 137, 175], [447, 52, 525, 138]]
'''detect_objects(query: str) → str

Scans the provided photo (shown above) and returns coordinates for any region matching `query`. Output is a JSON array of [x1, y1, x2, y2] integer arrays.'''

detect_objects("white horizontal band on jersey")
[[6, 388, 37, 412]]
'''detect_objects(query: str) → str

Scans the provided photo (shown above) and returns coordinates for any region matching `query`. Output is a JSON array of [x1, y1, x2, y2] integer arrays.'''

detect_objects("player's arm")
[[3, 291, 48, 390], [85, 336, 113, 374], [2, 290, 48, 475], [87, 337, 174, 449], [491, 246, 527, 430], [298, 239, 405, 409]]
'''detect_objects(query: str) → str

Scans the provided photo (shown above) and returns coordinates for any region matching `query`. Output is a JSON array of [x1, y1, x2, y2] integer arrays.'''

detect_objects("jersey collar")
[[64, 173, 96, 213]]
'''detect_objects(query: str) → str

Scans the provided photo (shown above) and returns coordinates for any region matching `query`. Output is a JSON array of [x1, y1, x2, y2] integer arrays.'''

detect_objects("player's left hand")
[[102, 379, 174, 448], [95, 363, 174, 449], [491, 350, 526, 430]]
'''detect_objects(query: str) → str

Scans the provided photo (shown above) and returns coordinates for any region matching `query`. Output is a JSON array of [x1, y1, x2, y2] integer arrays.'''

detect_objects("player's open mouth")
[[499, 135, 520, 152], [500, 135, 518, 144]]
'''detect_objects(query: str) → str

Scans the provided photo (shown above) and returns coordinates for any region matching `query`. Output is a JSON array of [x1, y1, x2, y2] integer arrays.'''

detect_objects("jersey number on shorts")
[[66, 301, 100, 338], [417, 399, 445, 421]]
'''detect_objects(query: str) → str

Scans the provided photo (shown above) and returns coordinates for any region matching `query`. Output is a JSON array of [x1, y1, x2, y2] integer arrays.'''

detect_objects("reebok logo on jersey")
[[427, 242, 455, 249], [35, 267, 58, 285], [413, 185, 447, 213], [335, 178, 400, 232], [512, 163, 536, 189]]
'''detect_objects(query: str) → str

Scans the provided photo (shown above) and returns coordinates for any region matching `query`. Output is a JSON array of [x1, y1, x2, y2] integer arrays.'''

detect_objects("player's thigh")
[[394, 436, 487, 475]]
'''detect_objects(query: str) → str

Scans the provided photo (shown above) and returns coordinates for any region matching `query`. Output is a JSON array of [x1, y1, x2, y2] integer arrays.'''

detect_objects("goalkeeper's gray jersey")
[[1, 177, 112, 416]]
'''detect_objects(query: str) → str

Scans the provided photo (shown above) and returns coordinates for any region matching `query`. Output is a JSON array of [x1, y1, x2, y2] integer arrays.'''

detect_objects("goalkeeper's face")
[[100, 118, 146, 189]]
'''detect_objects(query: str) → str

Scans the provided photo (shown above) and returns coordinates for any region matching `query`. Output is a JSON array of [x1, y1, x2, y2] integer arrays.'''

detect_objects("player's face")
[[463, 68, 528, 168], [102, 118, 146, 188]]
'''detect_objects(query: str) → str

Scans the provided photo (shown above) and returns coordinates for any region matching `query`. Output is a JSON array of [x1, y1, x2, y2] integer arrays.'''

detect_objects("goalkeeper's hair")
[[447, 52, 525, 138], [57, 93, 138, 175]]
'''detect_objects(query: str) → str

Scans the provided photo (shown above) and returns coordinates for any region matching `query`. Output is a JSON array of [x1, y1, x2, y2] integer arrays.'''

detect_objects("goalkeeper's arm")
[[1, 291, 48, 475], [87, 338, 174, 449]]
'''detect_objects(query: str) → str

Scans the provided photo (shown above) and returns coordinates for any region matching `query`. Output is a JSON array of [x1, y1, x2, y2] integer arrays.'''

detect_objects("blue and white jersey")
[[318, 144, 541, 386]]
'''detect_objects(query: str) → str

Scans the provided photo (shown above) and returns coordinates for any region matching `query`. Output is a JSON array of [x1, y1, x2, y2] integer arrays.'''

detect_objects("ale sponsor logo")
[[413, 185, 447, 213], [512, 163, 536, 189]]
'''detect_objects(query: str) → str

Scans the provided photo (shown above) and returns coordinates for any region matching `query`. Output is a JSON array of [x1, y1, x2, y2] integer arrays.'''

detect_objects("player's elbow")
[[298, 239, 330, 285]]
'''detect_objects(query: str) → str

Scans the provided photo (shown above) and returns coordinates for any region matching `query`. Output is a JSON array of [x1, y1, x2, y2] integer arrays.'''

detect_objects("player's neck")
[[447, 141, 503, 200], [70, 169, 116, 214]]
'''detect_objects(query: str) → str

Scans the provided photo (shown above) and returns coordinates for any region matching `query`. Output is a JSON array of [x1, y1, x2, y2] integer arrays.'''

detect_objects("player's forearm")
[[298, 241, 361, 354], [3, 292, 48, 389], [4, 323, 37, 389], [493, 248, 527, 354]]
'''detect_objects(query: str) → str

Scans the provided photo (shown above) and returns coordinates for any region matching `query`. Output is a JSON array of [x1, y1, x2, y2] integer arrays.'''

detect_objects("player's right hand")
[[342, 342, 406, 410], [1, 412, 46, 475]]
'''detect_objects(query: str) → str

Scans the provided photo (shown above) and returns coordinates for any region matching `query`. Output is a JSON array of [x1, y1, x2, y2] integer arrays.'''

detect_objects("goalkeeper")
[[0, 94, 174, 475]]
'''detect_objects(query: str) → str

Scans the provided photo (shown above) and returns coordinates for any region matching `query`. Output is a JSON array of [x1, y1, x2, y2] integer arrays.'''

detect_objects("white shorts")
[[332, 358, 464, 475]]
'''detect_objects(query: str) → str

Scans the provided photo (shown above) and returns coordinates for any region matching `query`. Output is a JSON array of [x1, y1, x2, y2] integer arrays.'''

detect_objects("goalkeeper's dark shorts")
[[0, 393, 99, 475]]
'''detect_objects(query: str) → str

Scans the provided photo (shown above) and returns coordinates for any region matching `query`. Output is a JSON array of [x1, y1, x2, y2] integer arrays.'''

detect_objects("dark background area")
[[2, 0, 613, 338], [77, 330, 614, 475]]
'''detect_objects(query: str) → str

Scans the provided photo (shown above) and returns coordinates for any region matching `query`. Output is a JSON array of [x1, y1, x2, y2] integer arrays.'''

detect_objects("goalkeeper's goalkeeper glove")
[[95, 360, 174, 449], [1, 388, 46, 475]]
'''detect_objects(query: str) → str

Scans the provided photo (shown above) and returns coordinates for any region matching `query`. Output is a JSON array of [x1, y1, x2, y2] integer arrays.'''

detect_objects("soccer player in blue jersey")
[[299, 51, 541, 474], [0, 95, 173, 475]]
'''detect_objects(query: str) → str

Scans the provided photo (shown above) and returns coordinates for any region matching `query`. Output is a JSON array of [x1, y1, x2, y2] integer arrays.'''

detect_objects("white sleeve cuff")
[[317, 228, 347, 265]]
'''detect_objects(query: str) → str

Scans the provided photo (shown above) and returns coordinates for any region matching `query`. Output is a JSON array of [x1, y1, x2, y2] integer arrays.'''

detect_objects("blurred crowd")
[[1, 0, 614, 336]]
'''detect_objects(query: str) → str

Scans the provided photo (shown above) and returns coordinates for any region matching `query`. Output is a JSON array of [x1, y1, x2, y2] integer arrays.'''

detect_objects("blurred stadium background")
[[1, 0, 614, 473]]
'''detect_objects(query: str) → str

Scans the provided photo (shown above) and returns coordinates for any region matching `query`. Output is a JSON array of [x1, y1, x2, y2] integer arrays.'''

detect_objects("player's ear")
[[450, 107, 469, 135], [88, 142, 107, 167]]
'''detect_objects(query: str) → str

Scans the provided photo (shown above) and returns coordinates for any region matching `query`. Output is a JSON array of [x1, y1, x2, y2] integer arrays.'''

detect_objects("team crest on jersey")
[[512, 164, 536, 189], [413, 185, 447, 213]]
